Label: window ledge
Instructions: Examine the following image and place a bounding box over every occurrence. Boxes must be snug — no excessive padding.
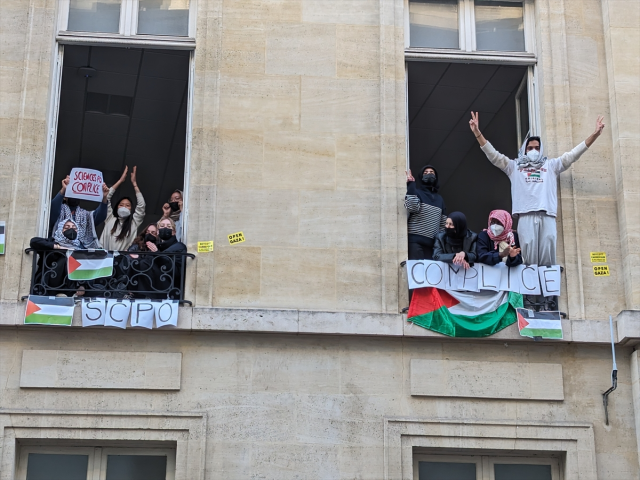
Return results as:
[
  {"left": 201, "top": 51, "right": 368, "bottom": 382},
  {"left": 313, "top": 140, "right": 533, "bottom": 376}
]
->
[
  {"left": 57, "top": 31, "right": 195, "bottom": 49},
  {"left": 405, "top": 48, "right": 537, "bottom": 65},
  {"left": 0, "top": 301, "right": 628, "bottom": 345}
]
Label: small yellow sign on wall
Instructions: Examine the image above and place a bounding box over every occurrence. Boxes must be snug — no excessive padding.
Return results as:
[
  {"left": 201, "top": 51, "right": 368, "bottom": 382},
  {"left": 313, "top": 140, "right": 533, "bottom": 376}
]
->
[
  {"left": 593, "top": 265, "right": 610, "bottom": 277},
  {"left": 590, "top": 252, "right": 607, "bottom": 263},
  {"left": 228, "top": 232, "right": 245, "bottom": 245},
  {"left": 197, "top": 241, "right": 214, "bottom": 253}
]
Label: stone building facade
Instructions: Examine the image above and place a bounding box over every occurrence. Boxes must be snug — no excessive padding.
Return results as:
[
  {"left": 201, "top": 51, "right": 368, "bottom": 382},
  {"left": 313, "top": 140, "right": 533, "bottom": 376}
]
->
[{"left": 0, "top": 0, "right": 639, "bottom": 477}]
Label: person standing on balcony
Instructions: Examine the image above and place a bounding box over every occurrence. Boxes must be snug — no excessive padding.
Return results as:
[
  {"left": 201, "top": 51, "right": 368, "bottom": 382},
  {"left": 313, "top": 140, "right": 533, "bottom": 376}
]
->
[
  {"left": 100, "top": 166, "right": 146, "bottom": 251},
  {"left": 433, "top": 212, "right": 477, "bottom": 270},
  {"left": 404, "top": 165, "right": 447, "bottom": 260},
  {"left": 161, "top": 189, "right": 184, "bottom": 241},
  {"left": 469, "top": 112, "right": 605, "bottom": 266},
  {"left": 49, "top": 175, "right": 109, "bottom": 249}
]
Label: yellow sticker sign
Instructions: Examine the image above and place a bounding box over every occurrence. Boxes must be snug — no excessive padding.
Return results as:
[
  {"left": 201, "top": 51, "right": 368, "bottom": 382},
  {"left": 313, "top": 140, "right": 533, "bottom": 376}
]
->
[
  {"left": 228, "top": 232, "right": 245, "bottom": 245},
  {"left": 590, "top": 252, "right": 607, "bottom": 263},
  {"left": 593, "top": 265, "right": 610, "bottom": 277},
  {"left": 197, "top": 241, "right": 214, "bottom": 253}
]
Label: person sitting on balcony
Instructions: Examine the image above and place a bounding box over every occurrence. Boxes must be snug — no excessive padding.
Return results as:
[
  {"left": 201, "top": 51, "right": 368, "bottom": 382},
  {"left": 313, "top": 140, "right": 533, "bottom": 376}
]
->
[
  {"left": 100, "top": 166, "right": 146, "bottom": 251},
  {"left": 155, "top": 217, "right": 186, "bottom": 254},
  {"left": 477, "top": 209, "right": 522, "bottom": 267},
  {"left": 161, "top": 189, "right": 183, "bottom": 241},
  {"left": 49, "top": 176, "right": 108, "bottom": 249},
  {"left": 433, "top": 212, "right": 477, "bottom": 270},
  {"left": 404, "top": 165, "right": 447, "bottom": 260},
  {"left": 30, "top": 219, "right": 84, "bottom": 251},
  {"left": 128, "top": 223, "right": 159, "bottom": 253},
  {"left": 469, "top": 112, "right": 605, "bottom": 266}
]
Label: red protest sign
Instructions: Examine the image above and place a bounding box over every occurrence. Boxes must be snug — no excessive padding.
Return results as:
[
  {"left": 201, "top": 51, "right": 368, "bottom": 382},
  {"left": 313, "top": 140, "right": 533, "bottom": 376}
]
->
[{"left": 66, "top": 168, "right": 104, "bottom": 202}]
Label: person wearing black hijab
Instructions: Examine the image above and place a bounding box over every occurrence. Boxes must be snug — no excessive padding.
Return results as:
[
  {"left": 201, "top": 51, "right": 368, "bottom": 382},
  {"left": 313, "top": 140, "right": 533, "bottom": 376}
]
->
[
  {"left": 433, "top": 212, "right": 478, "bottom": 270},
  {"left": 404, "top": 165, "right": 447, "bottom": 260}
]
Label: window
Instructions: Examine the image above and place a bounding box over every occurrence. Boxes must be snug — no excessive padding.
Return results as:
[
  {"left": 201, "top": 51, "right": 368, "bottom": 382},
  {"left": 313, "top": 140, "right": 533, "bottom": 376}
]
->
[
  {"left": 407, "top": 0, "right": 532, "bottom": 53},
  {"left": 17, "top": 446, "right": 176, "bottom": 480},
  {"left": 59, "top": 0, "right": 194, "bottom": 37},
  {"left": 413, "top": 454, "right": 561, "bottom": 480}
]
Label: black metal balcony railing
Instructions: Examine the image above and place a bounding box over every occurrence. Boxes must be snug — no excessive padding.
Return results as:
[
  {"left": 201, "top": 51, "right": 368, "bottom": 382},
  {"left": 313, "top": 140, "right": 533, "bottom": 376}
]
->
[{"left": 24, "top": 249, "right": 195, "bottom": 304}]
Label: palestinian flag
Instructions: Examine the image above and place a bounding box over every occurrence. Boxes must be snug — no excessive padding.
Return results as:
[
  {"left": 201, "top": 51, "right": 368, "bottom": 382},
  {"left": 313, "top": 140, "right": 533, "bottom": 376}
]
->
[
  {"left": 24, "top": 295, "right": 75, "bottom": 326},
  {"left": 67, "top": 250, "right": 113, "bottom": 280},
  {"left": 0, "top": 221, "right": 5, "bottom": 254},
  {"left": 408, "top": 287, "right": 523, "bottom": 337},
  {"left": 517, "top": 308, "right": 563, "bottom": 339}
]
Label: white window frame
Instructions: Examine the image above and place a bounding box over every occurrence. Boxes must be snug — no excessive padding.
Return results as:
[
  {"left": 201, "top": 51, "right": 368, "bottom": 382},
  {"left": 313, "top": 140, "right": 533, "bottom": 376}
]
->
[
  {"left": 16, "top": 445, "right": 176, "bottom": 480},
  {"left": 57, "top": 0, "right": 197, "bottom": 47},
  {"left": 405, "top": 0, "right": 536, "bottom": 61},
  {"left": 413, "top": 453, "right": 562, "bottom": 480}
]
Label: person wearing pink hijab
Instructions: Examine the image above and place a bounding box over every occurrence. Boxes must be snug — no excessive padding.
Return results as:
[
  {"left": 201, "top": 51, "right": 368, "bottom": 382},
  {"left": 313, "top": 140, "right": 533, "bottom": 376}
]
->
[{"left": 476, "top": 209, "right": 523, "bottom": 267}]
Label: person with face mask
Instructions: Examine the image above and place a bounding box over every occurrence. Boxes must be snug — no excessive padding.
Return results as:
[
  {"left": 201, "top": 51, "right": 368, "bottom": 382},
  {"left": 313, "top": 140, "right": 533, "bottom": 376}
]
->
[
  {"left": 476, "top": 210, "right": 522, "bottom": 267},
  {"left": 161, "top": 189, "right": 184, "bottom": 241},
  {"left": 404, "top": 165, "right": 447, "bottom": 260},
  {"left": 48, "top": 174, "right": 110, "bottom": 248},
  {"left": 432, "top": 212, "right": 477, "bottom": 269},
  {"left": 128, "top": 223, "right": 159, "bottom": 253},
  {"left": 99, "top": 166, "right": 146, "bottom": 251},
  {"left": 470, "top": 112, "right": 605, "bottom": 267}
]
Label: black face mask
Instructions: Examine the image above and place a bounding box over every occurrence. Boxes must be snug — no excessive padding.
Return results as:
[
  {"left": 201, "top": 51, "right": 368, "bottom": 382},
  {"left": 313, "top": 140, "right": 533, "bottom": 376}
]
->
[
  {"left": 158, "top": 228, "right": 173, "bottom": 240},
  {"left": 422, "top": 174, "right": 436, "bottom": 185},
  {"left": 445, "top": 227, "right": 457, "bottom": 237},
  {"left": 144, "top": 233, "right": 157, "bottom": 244},
  {"left": 63, "top": 229, "right": 78, "bottom": 241},
  {"left": 66, "top": 198, "right": 80, "bottom": 209},
  {"left": 169, "top": 201, "right": 180, "bottom": 212}
]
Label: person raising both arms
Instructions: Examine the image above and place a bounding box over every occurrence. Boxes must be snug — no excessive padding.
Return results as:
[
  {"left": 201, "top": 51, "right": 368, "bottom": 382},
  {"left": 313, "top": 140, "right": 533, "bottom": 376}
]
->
[
  {"left": 469, "top": 112, "right": 605, "bottom": 267},
  {"left": 100, "top": 166, "right": 146, "bottom": 251}
]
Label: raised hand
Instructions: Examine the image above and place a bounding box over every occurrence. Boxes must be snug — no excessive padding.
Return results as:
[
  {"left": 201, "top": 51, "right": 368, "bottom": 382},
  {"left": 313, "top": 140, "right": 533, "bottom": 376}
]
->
[
  {"left": 469, "top": 111, "right": 481, "bottom": 136},
  {"left": 102, "top": 183, "right": 110, "bottom": 202},
  {"left": 60, "top": 175, "right": 70, "bottom": 195},
  {"left": 113, "top": 166, "right": 128, "bottom": 190},
  {"left": 130, "top": 166, "right": 138, "bottom": 189},
  {"left": 162, "top": 203, "right": 171, "bottom": 217},
  {"left": 594, "top": 115, "right": 605, "bottom": 135},
  {"left": 405, "top": 169, "right": 415, "bottom": 182}
]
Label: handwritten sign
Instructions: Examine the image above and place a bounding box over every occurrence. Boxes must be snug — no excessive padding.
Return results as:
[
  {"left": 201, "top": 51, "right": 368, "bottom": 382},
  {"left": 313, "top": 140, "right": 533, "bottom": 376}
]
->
[
  {"left": 66, "top": 168, "right": 104, "bottom": 202},
  {"left": 593, "top": 265, "right": 610, "bottom": 277},
  {"left": 197, "top": 241, "right": 214, "bottom": 252},
  {"left": 228, "top": 232, "right": 245, "bottom": 245},
  {"left": 80, "top": 299, "right": 179, "bottom": 328},
  {"left": 590, "top": 252, "right": 606, "bottom": 263},
  {"left": 407, "top": 260, "right": 559, "bottom": 297}
]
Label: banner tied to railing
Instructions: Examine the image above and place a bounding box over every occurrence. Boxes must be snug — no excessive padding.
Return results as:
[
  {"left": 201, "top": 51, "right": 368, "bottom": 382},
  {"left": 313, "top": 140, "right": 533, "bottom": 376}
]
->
[
  {"left": 406, "top": 260, "right": 561, "bottom": 297},
  {"left": 24, "top": 295, "right": 179, "bottom": 328}
]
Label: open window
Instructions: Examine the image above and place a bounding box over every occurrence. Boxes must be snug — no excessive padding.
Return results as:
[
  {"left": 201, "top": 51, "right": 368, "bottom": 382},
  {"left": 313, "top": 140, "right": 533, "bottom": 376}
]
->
[
  {"left": 16, "top": 445, "right": 176, "bottom": 480},
  {"left": 50, "top": 44, "right": 189, "bottom": 237}
]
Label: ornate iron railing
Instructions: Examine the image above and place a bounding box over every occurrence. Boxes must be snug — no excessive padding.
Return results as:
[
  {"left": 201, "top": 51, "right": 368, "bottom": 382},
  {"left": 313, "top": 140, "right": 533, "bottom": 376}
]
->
[{"left": 23, "top": 249, "right": 195, "bottom": 304}]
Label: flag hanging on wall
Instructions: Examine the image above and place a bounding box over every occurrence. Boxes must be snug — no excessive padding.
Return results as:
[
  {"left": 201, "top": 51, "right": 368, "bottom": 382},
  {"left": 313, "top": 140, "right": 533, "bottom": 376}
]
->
[
  {"left": 0, "top": 221, "right": 5, "bottom": 254},
  {"left": 517, "top": 308, "right": 563, "bottom": 339},
  {"left": 67, "top": 250, "right": 114, "bottom": 280},
  {"left": 24, "top": 295, "right": 75, "bottom": 326},
  {"left": 407, "top": 287, "right": 523, "bottom": 337}
]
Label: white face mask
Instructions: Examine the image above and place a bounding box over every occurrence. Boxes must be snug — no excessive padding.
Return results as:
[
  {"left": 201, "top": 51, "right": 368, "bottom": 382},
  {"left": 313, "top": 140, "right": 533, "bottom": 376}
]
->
[
  {"left": 117, "top": 207, "right": 131, "bottom": 218},
  {"left": 490, "top": 224, "right": 504, "bottom": 237},
  {"left": 526, "top": 149, "right": 540, "bottom": 161}
]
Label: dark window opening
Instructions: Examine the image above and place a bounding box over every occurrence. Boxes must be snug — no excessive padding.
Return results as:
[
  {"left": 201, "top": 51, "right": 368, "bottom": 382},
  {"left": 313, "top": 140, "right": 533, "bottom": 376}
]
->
[
  {"left": 408, "top": 61, "right": 528, "bottom": 232},
  {"left": 53, "top": 45, "right": 190, "bottom": 237}
]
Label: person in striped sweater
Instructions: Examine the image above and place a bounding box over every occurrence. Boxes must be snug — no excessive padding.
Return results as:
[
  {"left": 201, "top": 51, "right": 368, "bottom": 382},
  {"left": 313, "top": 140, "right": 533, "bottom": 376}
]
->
[{"left": 404, "top": 165, "right": 447, "bottom": 260}]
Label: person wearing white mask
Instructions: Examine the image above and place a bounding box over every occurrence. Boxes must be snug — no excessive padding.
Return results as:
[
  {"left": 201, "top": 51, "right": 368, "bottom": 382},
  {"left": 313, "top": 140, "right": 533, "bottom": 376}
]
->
[
  {"left": 99, "top": 166, "right": 146, "bottom": 251},
  {"left": 469, "top": 112, "right": 605, "bottom": 266},
  {"left": 477, "top": 209, "right": 522, "bottom": 267}
]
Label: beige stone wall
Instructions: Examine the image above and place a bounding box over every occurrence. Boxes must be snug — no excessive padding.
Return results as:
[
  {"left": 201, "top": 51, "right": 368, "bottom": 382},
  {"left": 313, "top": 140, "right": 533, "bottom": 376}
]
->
[{"left": 1, "top": 329, "right": 638, "bottom": 478}]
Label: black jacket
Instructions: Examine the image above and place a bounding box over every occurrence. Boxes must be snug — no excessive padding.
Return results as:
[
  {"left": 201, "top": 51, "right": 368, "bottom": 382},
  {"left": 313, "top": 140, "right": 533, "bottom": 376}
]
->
[
  {"left": 432, "top": 230, "right": 478, "bottom": 264},
  {"left": 476, "top": 231, "right": 523, "bottom": 267}
]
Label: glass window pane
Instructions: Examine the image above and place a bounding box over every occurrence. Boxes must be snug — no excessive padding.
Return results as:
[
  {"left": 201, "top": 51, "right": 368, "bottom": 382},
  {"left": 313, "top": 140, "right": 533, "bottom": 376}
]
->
[
  {"left": 26, "top": 453, "right": 88, "bottom": 480},
  {"left": 494, "top": 463, "right": 552, "bottom": 480},
  {"left": 67, "top": 0, "right": 121, "bottom": 33},
  {"left": 418, "top": 461, "right": 476, "bottom": 480},
  {"left": 475, "top": 1, "right": 525, "bottom": 52},
  {"left": 138, "top": 0, "right": 190, "bottom": 37},
  {"left": 410, "top": 0, "right": 459, "bottom": 49},
  {"left": 518, "top": 84, "right": 530, "bottom": 142},
  {"left": 106, "top": 455, "right": 167, "bottom": 480}
]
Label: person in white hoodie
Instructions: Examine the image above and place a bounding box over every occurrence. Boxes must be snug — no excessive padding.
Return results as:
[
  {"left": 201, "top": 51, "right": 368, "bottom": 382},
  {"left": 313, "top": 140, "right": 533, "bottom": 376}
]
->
[
  {"left": 99, "top": 166, "right": 146, "bottom": 251},
  {"left": 469, "top": 112, "right": 605, "bottom": 266}
]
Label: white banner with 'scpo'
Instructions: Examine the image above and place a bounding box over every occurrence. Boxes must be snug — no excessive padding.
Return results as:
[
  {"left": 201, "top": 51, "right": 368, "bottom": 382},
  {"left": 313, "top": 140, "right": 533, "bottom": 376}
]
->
[
  {"left": 81, "top": 298, "right": 179, "bottom": 328},
  {"left": 406, "top": 260, "right": 561, "bottom": 297}
]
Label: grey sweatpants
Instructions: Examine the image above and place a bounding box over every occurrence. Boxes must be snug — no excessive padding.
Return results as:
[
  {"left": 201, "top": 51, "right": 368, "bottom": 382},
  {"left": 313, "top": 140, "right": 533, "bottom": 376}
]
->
[{"left": 517, "top": 211, "right": 557, "bottom": 266}]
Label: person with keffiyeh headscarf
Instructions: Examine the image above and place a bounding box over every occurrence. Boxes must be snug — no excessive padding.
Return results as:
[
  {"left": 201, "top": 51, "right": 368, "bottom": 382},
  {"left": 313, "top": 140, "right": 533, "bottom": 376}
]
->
[
  {"left": 476, "top": 209, "right": 523, "bottom": 267},
  {"left": 469, "top": 112, "right": 605, "bottom": 266}
]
